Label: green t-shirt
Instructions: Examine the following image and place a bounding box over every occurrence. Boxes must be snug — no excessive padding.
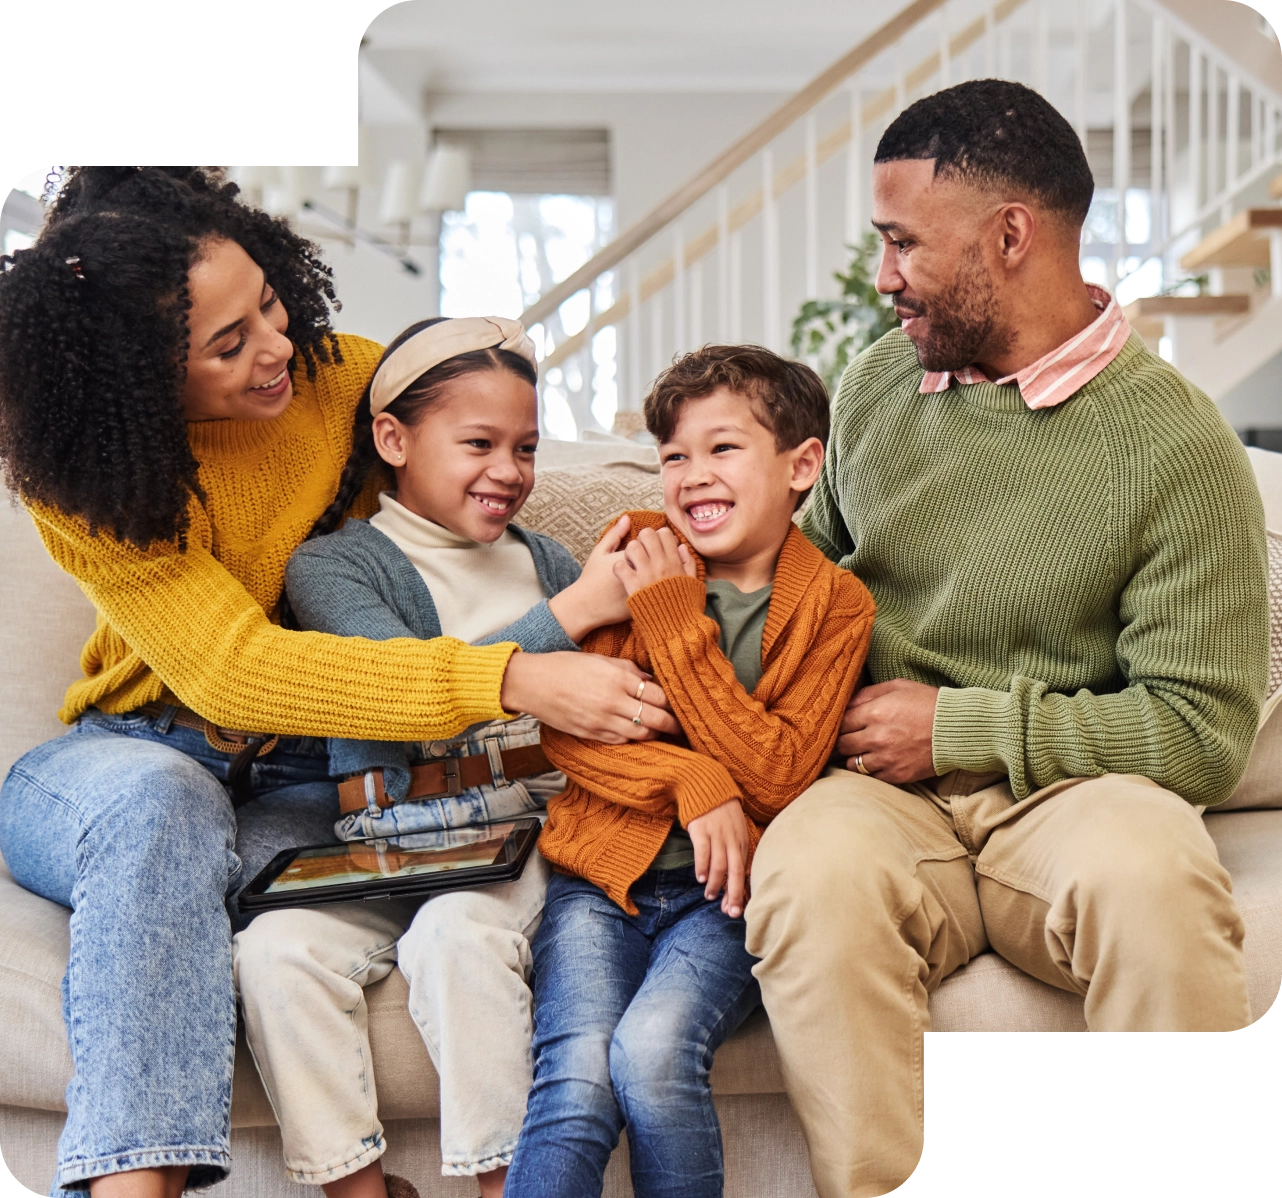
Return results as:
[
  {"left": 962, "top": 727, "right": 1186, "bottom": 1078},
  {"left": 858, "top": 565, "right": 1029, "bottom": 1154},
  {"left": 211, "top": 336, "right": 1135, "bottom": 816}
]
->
[{"left": 650, "top": 579, "right": 773, "bottom": 870}]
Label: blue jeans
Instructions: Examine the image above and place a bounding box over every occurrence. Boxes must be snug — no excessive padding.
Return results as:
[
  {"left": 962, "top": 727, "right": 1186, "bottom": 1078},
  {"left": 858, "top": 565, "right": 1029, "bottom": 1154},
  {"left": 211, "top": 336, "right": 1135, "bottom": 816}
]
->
[
  {"left": 505, "top": 868, "right": 761, "bottom": 1198},
  {"left": 0, "top": 708, "right": 340, "bottom": 1193}
]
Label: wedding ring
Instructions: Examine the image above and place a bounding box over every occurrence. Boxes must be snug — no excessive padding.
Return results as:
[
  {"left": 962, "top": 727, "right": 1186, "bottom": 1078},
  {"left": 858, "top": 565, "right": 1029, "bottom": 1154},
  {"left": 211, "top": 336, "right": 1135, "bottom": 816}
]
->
[
  {"left": 632, "top": 702, "right": 645, "bottom": 726},
  {"left": 854, "top": 754, "right": 871, "bottom": 776},
  {"left": 635, "top": 680, "right": 647, "bottom": 702}
]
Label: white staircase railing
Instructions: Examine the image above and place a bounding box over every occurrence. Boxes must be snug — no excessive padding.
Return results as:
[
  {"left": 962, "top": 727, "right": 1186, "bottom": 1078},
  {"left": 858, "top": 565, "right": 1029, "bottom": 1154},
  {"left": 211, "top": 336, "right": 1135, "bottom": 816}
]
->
[{"left": 519, "top": 0, "right": 1282, "bottom": 438}]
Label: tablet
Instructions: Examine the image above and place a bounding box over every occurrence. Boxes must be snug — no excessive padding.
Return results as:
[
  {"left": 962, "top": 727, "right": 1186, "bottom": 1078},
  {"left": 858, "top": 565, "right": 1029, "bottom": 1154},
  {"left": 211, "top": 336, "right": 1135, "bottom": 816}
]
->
[{"left": 238, "top": 817, "right": 541, "bottom": 913}]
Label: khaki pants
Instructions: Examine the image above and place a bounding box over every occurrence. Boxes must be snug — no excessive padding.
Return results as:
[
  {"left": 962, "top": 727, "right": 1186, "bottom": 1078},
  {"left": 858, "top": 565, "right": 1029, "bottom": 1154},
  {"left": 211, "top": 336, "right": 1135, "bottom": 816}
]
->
[{"left": 744, "top": 768, "right": 1249, "bottom": 1198}]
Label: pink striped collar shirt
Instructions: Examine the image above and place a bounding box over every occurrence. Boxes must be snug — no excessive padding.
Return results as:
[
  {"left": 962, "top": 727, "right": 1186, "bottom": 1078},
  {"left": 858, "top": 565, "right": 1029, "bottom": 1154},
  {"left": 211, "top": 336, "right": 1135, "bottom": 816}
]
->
[{"left": 917, "top": 284, "right": 1130, "bottom": 410}]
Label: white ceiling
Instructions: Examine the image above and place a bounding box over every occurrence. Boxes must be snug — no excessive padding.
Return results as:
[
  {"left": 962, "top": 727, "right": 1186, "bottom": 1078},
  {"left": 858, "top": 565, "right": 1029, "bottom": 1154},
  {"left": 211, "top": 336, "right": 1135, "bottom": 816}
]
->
[{"left": 362, "top": 0, "right": 903, "bottom": 103}]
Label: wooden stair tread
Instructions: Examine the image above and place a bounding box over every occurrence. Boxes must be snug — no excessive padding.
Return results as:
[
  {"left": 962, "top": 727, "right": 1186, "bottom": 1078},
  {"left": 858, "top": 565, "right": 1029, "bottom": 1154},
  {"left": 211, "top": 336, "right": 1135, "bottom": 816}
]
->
[
  {"left": 1124, "top": 294, "right": 1251, "bottom": 316},
  {"left": 1180, "top": 208, "right": 1282, "bottom": 271},
  {"left": 1123, "top": 294, "right": 1251, "bottom": 341},
  {"left": 1270, "top": 175, "right": 1282, "bottom": 201}
]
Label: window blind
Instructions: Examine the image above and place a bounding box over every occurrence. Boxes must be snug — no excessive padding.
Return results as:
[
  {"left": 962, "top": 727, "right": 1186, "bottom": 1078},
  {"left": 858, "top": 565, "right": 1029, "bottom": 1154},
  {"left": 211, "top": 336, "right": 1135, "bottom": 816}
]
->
[{"left": 432, "top": 128, "right": 611, "bottom": 196}]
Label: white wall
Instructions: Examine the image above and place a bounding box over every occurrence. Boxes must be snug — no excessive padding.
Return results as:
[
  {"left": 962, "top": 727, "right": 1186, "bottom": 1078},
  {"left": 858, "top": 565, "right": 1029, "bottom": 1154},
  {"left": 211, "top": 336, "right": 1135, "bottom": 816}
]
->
[
  {"left": 323, "top": 237, "right": 440, "bottom": 347},
  {"left": 421, "top": 90, "right": 786, "bottom": 231},
  {"left": 320, "top": 90, "right": 788, "bottom": 346},
  {"left": 1220, "top": 349, "right": 1282, "bottom": 431}
]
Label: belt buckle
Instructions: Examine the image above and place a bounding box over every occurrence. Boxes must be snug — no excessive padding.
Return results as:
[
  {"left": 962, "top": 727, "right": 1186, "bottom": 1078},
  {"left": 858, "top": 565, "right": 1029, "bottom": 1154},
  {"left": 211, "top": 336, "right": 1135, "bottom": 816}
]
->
[{"left": 440, "top": 757, "right": 462, "bottom": 797}]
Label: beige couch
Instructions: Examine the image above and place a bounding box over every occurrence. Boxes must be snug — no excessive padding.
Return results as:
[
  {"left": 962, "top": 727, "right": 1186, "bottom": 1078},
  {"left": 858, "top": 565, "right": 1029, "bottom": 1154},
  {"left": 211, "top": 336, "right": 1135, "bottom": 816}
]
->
[{"left": 3, "top": 437, "right": 1282, "bottom": 1198}]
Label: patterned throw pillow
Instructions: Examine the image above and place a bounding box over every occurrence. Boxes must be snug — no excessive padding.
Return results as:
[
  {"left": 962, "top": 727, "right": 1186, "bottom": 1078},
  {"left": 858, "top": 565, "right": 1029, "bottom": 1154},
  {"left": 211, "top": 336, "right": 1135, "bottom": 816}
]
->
[
  {"left": 519, "top": 463, "right": 665, "bottom": 565},
  {"left": 1215, "top": 529, "right": 1282, "bottom": 810},
  {"left": 1267, "top": 530, "right": 1282, "bottom": 701}
]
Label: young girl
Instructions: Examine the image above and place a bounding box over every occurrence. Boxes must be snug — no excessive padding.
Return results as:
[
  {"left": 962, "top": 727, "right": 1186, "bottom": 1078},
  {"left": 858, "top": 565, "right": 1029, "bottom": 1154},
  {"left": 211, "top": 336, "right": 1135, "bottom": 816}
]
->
[{"left": 233, "top": 315, "right": 641, "bottom": 1198}]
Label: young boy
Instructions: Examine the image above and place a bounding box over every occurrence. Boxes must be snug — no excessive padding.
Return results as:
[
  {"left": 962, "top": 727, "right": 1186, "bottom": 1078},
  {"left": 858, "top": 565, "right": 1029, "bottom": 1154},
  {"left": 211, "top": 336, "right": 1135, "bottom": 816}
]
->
[{"left": 504, "top": 345, "right": 876, "bottom": 1198}]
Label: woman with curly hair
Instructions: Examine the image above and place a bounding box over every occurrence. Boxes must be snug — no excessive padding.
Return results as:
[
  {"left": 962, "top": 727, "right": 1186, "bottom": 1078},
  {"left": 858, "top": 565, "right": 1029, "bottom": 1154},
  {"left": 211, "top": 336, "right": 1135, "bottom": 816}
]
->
[{"left": 0, "top": 167, "right": 675, "bottom": 1198}]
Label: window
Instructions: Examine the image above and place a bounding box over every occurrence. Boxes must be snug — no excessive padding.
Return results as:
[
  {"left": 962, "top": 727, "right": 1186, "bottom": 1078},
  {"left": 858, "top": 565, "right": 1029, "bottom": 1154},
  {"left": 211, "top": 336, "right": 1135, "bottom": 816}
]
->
[{"left": 433, "top": 129, "right": 616, "bottom": 439}]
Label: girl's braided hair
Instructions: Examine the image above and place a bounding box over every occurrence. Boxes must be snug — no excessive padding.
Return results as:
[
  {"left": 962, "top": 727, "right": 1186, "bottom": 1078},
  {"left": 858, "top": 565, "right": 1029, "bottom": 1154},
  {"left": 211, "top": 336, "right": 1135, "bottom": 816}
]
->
[
  {"left": 0, "top": 166, "right": 342, "bottom": 549},
  {"left": 275, "top": 317, "right": 539, "bottom": 629}
]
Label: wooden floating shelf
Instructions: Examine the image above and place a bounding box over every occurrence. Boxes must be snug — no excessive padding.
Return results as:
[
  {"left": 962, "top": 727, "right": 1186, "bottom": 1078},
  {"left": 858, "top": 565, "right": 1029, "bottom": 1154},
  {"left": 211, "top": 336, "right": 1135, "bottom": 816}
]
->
[
  {"left": 1123, "top": 294, "right": 1251, "bottom": 340},
  {"left": 1179, "top": 208, "right": 1282, "bottom": 271}
]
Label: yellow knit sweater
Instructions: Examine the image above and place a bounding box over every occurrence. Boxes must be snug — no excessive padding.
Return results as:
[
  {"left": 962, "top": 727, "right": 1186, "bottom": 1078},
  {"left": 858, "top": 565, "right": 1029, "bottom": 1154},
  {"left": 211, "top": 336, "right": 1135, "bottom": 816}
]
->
[{"left": 29, "top": 333, "right": 516, "bottom": 739}]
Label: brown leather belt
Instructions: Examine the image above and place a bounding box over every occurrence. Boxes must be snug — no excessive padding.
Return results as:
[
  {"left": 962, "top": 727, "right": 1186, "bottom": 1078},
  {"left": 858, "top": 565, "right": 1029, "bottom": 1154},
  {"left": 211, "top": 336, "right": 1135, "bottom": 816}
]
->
[
  {"left": 136, "top": 703, "right": 279, "bottom": 756},
  {"left": 337, "top": 743, "right": 553, "bottom": 815}
]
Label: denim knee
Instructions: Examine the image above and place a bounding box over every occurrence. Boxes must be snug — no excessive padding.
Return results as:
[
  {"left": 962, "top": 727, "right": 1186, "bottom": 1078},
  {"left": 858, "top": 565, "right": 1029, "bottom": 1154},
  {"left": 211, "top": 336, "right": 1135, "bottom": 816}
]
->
[
  {"left": 1, "top": 728, "right": 236, "bottom": 906},
  {"left": 609, "top": 1007, "right": 705, "bottom": 1107}
]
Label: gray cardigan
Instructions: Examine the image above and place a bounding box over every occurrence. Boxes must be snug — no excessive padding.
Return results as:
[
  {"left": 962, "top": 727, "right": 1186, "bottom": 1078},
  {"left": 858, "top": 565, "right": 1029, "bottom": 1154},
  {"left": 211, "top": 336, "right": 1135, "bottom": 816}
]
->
[{"left": 285, "top": 517, "right": 581, "bottom": 800}]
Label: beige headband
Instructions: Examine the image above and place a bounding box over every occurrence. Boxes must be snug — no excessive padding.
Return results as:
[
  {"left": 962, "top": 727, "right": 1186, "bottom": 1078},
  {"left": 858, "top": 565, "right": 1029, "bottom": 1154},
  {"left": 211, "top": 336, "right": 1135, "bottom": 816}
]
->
[{"left": 369, "top": 316, "right": 538, "bottom": 416}]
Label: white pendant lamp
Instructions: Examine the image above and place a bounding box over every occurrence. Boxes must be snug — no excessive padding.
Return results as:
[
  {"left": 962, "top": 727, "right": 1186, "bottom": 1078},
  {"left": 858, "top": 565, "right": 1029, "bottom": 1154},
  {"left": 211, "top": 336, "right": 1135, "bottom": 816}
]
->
[
  {"left": 419, "top": 145, "right": 471, "bottom": 213},
  {"left": 379, "top": 161, "right": 421, "bottom": 226}
]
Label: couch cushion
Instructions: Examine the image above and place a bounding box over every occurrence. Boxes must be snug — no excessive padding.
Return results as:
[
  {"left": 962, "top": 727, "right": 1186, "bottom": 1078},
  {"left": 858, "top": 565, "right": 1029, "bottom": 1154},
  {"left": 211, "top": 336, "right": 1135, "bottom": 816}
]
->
[
  {"left": 1204, "top": 809, "right": 1282, "bottom": 1021},
  {"left": 0, "top": 863, "right": 71, "bottom": 1110},
  {"left": 5, "top": 807, "right": 1279, "bottom": 1125},
  {"left": 1215, "top": 523, "right": 1282, "bottom": 811},
  {"left": 0, "top": 499, "right": 98, "bottom": 780}
]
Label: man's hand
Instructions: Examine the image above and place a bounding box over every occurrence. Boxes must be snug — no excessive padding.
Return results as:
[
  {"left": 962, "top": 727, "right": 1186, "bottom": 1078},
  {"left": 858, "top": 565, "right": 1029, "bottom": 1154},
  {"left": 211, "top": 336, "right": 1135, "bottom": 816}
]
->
[
  {"left": 687, "top": 797, "right": 750, "bottom": 919},
  {"left": 836, "top": 678, "right": 939, "bottom": 784},
  {"left": 613, "top": 526, "right": 697, "bottom": 597}
]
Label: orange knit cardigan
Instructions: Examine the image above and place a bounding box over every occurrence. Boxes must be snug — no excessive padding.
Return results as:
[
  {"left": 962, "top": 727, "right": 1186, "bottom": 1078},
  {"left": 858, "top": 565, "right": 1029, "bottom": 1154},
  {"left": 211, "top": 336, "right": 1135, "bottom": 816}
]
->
[{"left": 539, "top": 510, "right": 876, "bottom": 912}]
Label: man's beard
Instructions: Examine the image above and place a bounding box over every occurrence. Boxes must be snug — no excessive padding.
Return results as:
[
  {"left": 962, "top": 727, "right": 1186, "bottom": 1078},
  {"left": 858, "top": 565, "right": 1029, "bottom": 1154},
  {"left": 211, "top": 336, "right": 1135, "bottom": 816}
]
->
[{"left": 898, "top": 243, "right": 1010, "bottom": 374}]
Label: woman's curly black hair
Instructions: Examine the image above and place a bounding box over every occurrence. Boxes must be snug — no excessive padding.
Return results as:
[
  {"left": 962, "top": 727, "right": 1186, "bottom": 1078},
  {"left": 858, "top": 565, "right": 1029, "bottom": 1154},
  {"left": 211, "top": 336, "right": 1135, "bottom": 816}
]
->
[{"left": 0, "top": 166, "right": 342, "bottom": 549}]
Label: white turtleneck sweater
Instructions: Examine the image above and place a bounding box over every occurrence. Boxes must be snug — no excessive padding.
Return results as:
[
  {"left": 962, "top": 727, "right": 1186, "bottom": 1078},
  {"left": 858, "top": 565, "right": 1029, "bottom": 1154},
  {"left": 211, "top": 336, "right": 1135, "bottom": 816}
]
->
[{"left": 368, "top": 492, "right": 546, "bottom": 644}]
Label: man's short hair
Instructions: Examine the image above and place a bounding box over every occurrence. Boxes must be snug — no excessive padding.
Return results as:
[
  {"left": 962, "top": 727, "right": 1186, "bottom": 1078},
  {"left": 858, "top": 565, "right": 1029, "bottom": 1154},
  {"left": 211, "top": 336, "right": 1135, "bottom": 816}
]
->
[
  {"left": 643, "top": 344, "right": 830, "bottom": 451},
  {"left": 874, "top": 79, "right": 1094, "bottom": 225}
]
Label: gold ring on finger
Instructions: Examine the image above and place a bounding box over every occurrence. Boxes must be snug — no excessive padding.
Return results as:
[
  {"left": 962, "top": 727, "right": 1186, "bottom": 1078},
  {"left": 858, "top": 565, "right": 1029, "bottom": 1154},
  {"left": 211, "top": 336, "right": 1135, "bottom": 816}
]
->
[
  {"left": 635, "top": 680, "right": 646, "bottom": 702},
  {"left": 632, "top": 701, "right": 645, "bottom": 726},
  {"left": 854, "top": 753, "right": 871, "bottom": 776}
]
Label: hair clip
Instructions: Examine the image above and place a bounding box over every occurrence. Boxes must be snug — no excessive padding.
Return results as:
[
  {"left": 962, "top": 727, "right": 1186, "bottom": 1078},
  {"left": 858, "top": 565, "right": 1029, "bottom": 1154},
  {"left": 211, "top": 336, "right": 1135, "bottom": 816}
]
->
[{"left": 65, "top": 256, "right": 85, "bottom": 279}]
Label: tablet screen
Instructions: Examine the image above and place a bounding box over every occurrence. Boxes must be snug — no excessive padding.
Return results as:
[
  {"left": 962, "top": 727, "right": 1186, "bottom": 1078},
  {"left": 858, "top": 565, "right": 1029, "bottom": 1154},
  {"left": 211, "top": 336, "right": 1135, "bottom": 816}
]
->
[{"left": 263, "top": 823, "right": 520, "bottom": 895}]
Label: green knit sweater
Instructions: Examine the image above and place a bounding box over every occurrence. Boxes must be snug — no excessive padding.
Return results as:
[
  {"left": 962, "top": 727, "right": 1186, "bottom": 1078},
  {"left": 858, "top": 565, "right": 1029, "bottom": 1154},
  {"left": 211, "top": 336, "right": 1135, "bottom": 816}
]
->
[{"left": 801, "top": 328, "right": 1269, "bottom": 805}]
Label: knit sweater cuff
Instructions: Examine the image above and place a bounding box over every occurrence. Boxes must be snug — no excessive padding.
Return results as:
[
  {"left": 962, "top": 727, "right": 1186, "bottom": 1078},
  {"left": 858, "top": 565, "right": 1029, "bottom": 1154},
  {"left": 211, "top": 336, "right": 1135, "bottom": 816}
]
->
[
  {"left": 675, "top": 756, "right": 743, "bottom": 827},
  {"left": 932, "top": 686, "right": 1016, "bottom": 776},
  {"left": 626, "top": 574, "right": 707, "bottom": 635},
  {"left": 451, "top": 640, "right": 522, "bottom": 722}
]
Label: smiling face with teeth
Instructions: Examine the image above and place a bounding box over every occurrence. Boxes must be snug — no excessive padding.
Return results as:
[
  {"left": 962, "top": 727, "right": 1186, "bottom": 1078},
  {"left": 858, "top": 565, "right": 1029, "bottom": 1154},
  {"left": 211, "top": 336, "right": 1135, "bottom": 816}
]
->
[
  {"left": 181, "top": 238, "right": 296, "bottom": 422},
  {"left": 660, "top": 387, "right": 824, "bottom": 592},
  {"left": 371, "top": 367, "right": 539, "bottom": 543}
]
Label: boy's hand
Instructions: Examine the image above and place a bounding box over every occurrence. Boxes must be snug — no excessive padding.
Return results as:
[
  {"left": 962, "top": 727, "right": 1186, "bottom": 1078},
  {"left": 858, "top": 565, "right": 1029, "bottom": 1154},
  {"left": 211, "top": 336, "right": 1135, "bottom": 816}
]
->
[
  {"left": 687, "top": 797, "right": 750, "bottom": 919},
  {"left": 548, "top": 515, "right": 633, "bottom": 642},
  {"left": 614, "top": 526, "right": 697, "bottom": 597}
]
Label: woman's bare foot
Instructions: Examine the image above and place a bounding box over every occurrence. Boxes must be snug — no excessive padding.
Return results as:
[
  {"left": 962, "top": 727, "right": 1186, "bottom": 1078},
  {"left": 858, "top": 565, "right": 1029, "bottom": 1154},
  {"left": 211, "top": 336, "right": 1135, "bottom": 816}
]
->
[{"left": 477, "top": 1165, "right": 507, "bottom": 1198}]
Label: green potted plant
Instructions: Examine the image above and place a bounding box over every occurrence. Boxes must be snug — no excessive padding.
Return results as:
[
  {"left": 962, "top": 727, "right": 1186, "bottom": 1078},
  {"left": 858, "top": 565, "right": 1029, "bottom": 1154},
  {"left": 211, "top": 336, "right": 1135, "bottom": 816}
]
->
[{"left": 790, "top": 232, "right": 898, "bottom": 394}]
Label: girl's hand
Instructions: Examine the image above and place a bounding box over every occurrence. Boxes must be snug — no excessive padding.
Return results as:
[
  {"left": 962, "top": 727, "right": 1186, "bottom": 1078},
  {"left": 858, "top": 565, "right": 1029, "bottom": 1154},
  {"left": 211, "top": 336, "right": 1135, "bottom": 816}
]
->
[
  {"left": 613, "top": 526, "right": 697, "bottom": 597},
  {"left": 686, "top": 797, "right": 750, "bottom": 918},
  {"left": 500, "top": 650, "right": 679, "bottom": 743},
  {"left": 548, "top": 515, "right": 633, "bottom": 642}
]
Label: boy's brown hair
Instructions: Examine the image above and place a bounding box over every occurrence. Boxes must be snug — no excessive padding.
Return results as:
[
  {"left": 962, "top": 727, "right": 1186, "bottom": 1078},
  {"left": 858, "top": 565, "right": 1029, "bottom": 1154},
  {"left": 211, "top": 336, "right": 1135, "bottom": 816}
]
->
[{"left": 643, "top": 344, "right": 830, "bottom": 451}]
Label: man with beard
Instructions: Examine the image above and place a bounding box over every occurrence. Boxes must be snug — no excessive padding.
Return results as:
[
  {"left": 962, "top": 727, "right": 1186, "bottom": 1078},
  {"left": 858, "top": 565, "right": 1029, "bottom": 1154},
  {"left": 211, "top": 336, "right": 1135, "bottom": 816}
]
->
[{"left": 744, "top": 79, "right": 1269, "bottom": 1198}]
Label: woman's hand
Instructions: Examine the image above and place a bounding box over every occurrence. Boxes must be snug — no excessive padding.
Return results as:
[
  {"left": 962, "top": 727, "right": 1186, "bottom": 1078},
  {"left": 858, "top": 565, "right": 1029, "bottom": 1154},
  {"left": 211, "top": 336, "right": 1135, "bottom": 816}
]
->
[
  {"left": 500, "top": 650, "right": 679, "bottom": 743},
  {"left": 687, "top": 797, "right": 750, "bottom": 918},
  {"left": 547, "top": 515, "right": 633, "bottom": 642},
  {"left": 613, "top": 526, "right": 697, "bottom": 597}
]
